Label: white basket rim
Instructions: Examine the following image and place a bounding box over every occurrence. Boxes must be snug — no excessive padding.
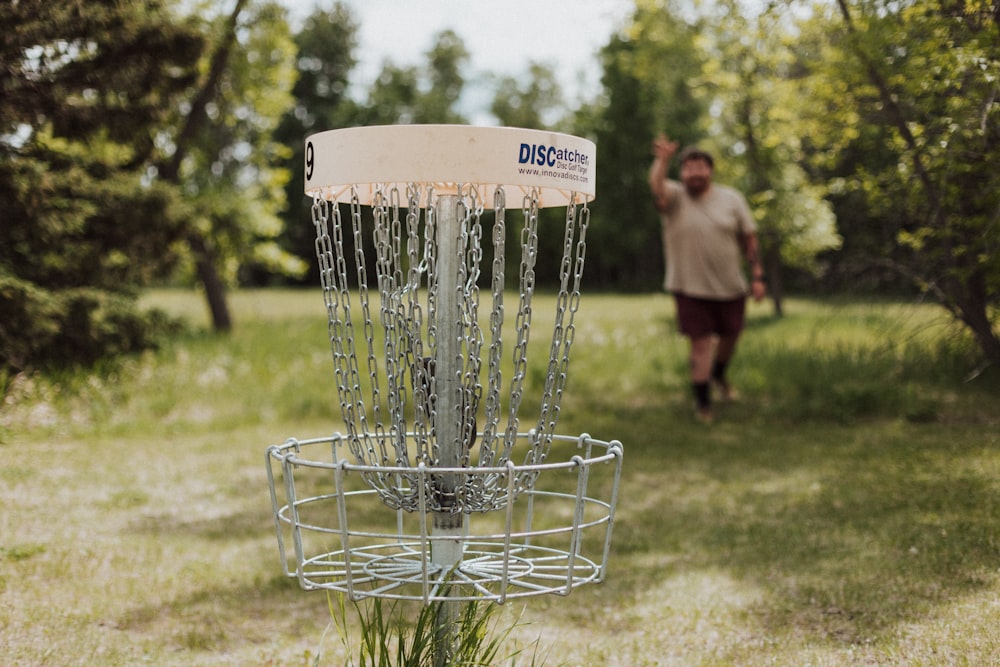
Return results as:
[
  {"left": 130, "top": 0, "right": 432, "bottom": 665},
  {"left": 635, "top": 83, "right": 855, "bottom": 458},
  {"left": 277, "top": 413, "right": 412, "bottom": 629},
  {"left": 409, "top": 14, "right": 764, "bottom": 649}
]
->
[{"left": 304, "top": 124, "right": 596, "bottom": 208}]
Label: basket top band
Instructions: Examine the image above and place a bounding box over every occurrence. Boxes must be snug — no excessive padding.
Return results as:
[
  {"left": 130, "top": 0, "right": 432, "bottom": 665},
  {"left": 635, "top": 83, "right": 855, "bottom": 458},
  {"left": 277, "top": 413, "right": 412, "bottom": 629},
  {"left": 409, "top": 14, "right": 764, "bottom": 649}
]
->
[{"left": 304, "top": 124, "right": 596, "bottom": 209}]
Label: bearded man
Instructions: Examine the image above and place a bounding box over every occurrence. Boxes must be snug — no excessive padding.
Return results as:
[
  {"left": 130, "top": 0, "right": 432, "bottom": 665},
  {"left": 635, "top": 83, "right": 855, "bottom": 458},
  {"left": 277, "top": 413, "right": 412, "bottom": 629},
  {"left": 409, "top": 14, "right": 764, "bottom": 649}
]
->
[{"left": 648, "top": 134, "right": 767, "bottom": 424}]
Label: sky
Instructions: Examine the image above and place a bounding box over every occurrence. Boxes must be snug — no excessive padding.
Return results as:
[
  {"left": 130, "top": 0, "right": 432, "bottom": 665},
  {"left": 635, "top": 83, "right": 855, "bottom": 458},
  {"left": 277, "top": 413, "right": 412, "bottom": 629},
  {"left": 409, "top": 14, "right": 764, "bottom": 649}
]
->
[{"left": 281, "top": 0, "right": 635, "bottom": 123}]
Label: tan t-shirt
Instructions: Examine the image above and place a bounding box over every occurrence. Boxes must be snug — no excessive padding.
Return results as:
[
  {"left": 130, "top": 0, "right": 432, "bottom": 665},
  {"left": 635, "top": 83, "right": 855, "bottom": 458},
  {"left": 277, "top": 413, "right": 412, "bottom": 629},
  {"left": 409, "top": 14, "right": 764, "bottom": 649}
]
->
[{"left": 659, "top": 181, "right": 756, "bottom": 299}]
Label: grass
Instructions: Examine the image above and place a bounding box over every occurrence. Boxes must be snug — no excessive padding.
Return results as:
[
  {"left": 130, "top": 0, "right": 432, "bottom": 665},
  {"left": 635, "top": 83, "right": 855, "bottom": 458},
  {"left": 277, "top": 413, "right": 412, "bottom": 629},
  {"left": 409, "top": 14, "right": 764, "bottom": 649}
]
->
[
  {"left": 1, "top": 288, "right": 999, "bottom": 665},
  {"left": 329, "top": 593, "right": 548, "bottom": 666}
]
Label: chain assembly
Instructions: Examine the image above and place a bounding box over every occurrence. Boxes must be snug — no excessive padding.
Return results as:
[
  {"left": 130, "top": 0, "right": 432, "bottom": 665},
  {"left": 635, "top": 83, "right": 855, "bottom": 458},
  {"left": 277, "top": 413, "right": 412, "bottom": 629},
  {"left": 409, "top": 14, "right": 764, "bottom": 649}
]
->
[{"left": 311, "top": 184, "right": 590, "bottom": 514}]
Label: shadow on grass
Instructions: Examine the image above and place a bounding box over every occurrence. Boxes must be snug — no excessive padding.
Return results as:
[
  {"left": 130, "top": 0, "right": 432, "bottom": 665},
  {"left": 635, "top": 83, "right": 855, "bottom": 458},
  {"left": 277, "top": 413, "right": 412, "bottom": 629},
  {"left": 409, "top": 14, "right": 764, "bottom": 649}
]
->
[
  {"left": 570, "top": 393, "right": 1000, "bottom": 651},
  {"left": 112, "top": 305, "right": 999, "bottom": 661},
  {"left": 108, "top": 401, "right": 999, "bottom": 662},
  {"left": 130, "top": 505, "right": 273, "bottom": 542},
  {"left": 116, "top": 568, "right": 335, "bottom": 656}
]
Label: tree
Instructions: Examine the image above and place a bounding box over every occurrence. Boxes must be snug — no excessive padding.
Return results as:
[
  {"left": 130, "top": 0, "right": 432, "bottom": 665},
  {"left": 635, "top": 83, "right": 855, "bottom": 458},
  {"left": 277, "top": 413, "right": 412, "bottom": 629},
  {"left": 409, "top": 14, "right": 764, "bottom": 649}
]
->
[
  {"left": 697, "top": 0, "right": 842, "bottom": 315},
  {"left": 157, "top": 0, "right": 300, "bottom": 330},
  {"left": 489, "top": 62, "right": 570, "bottom": 286},
  {"left": 579, "top": 0, "right": 707, "bottom": 290},
  {"left": 272, "top": 3, "right": 360, "bottom": 285},
  {"left": 801, "top": 0, "right": 1000, "bottom": 365},
  {"left": 418, "top": 29, "right": 469, "bottom": 124},
  {"left": 490, "top": 62, "right": 564, "bottom": 130},
  {"left": 0, "top": 0, "right": 203, "bottom": 372},
  {"left": 271, "top": 26, "right": 470, "bottom": 286},
  {"left": 352, "top": 29, "right": 471, "bottom": 127}
]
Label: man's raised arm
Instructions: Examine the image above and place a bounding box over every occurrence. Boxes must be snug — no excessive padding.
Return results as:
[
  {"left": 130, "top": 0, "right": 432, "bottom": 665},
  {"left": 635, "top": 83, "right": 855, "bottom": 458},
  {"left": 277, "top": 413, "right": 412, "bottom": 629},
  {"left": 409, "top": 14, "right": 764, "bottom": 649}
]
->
[{"left": 648, "top": 133, "right": 679, "bottom": 212}]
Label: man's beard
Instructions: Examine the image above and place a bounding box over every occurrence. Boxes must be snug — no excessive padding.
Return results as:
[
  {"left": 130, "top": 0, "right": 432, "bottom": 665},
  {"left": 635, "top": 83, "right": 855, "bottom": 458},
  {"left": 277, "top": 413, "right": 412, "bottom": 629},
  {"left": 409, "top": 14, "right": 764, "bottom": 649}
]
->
[{"left": 684, "top": 177, "right": 710, "bottom": 197}]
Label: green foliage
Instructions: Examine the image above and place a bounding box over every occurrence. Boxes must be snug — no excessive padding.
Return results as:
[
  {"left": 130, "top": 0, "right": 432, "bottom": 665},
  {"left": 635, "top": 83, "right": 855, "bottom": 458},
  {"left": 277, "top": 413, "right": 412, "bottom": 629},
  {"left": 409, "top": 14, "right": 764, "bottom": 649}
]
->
[
  {"left": 167, "top": 0, "right": 304, "bottom": 286},
  {"left": 0, "top": 0, "right": 203, "bottom": 371},
  {"left": 272, "top": 2, "right": 360, "bottom": 285},
  {"left": 490, "top": 63, "right": 565, "bottom": 131},
  {"left": 348, "top": 30, "right": 471, "bottom": 127},
  {"left": 1, "top": 0, "right": 306, "bottom": 363},
  {"left": 329, "top": 593, "right": 548, "bottom": 667},
  {"left": 272, "top": 17, "right": 474, "bottom": 287},
  {"left": 696, "top": 0, "right": 842, "bottom": 283},
  {"left": 6, "top": 0, "right": 996, "bottom": 370},
  {"left": 418, "top": 30, "right": 471, "bottom": 125},
  {"left": 0, "top": 0, "right": 204, "bottom": 142},
  {"left": 579, "top": 0, "right": 707, "bottom": 291},
  {"left": 795, "top": 0, "right": 1000, "bottom": 362},
  {"left": 0, "top": 274, "right": 180, "bottom": 372}
]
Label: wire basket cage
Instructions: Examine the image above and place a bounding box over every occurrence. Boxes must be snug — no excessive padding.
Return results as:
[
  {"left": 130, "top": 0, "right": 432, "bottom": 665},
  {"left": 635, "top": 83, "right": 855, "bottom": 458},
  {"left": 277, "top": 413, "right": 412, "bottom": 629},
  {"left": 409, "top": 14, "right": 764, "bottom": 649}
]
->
[
  {"left": 265, "top": 125, "right": 622, "bottom": 604},
  {"left": 266, "top": 432, "right": 622, "bottom": 603}
]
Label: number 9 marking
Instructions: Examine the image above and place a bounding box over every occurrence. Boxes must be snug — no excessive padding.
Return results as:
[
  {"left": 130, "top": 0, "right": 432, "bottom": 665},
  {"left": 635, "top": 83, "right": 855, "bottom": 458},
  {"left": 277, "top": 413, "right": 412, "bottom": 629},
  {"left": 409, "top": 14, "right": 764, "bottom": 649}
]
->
[{"left": 305, "top": 141, "right": 315, "bottom": 181}]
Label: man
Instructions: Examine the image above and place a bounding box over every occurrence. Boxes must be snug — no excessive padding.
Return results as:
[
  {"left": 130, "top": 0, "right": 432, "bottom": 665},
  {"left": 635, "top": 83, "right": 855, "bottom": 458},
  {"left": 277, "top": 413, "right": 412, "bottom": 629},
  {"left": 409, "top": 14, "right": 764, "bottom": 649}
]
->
[{"left": 648, "top": 133, "right": 766, "bottom": 424}]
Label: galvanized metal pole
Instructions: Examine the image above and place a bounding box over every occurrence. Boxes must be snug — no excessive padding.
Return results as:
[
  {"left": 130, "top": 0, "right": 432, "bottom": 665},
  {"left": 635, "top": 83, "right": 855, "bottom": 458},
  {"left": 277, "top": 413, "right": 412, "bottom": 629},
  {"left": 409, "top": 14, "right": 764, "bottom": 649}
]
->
[{"left": 432, "top": 194, "right": 466, "bottom": 666}]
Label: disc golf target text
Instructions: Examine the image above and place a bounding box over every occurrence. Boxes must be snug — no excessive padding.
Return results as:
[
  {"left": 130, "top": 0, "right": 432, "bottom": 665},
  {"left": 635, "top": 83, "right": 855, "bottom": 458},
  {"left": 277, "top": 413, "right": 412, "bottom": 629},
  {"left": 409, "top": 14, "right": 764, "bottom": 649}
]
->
[{"left": 265, "top": 125, "right": 622, "bottom": 606}]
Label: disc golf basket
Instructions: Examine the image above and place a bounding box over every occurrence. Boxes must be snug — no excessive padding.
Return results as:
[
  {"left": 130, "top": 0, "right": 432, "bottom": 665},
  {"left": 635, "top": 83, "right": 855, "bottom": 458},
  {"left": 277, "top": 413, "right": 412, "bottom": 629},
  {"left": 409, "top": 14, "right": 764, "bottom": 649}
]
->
[{"left": 265, "top": 125, "right": 622, "bottom": 608}]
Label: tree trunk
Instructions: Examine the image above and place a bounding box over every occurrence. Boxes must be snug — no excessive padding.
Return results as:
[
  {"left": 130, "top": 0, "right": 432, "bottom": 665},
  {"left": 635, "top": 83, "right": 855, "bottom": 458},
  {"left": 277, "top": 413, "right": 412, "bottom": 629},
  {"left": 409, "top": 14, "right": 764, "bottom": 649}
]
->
[
  {"left": 969, "top": 321, "right": 1000, "bottom": 371},
  {"left": 949, "top": 273, "right": 1000, "bottom": 370},
  {"left": 157, "top": 0, "right": 247, "bottom": 332},
  {"left": 762, "top": 231, "right": 784, "bottom": 318},
  {"left": 188, "top": 233, "right": 232, "bottom": 332}
]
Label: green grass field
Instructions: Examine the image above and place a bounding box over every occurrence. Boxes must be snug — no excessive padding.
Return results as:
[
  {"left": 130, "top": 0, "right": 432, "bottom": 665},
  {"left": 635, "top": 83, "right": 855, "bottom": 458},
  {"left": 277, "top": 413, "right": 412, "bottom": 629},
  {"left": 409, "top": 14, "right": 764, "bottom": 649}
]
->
[{"left": 2, "top": 289, "right": 998, "bottom": 665}]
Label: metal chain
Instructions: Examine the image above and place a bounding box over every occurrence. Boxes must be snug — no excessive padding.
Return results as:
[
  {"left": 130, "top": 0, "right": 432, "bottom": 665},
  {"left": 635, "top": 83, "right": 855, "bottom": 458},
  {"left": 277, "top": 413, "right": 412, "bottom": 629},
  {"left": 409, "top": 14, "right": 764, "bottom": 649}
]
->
[
  {"left": 459, "top": 185, "right": 483, "bottom": 474},
  {"left": 314, "top": 192, "right": 382, "bottom": 496},
  {"left": 314, "top": 183, "right": 588, "bottom": 513},
  {"left": 406, "top": 184, "right": 431, "bottom": 463},
  {"left": 533, "top": 194, "right": 589, "bottom": 458},
  {"left": 480, "top": 186, "right": 507, "bottom": 471},
  {"left": 503, "top": 189, "right": 538, "bottom": 457},
  {"left": 374, "top": 186, "right": 406, "bottom": 469}
]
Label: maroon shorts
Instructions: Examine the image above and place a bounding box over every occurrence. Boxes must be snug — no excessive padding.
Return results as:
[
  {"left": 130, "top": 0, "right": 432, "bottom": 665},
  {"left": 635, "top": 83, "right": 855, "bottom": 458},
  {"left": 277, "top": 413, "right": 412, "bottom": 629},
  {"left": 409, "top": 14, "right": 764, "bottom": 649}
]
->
[{"left": 674, "top": 293, "right": 746, "bottom": 338}]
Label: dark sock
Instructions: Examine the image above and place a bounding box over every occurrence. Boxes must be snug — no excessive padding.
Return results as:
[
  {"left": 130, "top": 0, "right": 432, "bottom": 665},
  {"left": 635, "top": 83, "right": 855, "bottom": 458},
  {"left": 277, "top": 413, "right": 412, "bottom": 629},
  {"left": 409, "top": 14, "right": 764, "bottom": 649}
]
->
[
  {"left": 711, "top": 359, "right": 729, "bottom": 384},
  {"left": 693, "top": 381, "right": 711, "bottom": 409}
]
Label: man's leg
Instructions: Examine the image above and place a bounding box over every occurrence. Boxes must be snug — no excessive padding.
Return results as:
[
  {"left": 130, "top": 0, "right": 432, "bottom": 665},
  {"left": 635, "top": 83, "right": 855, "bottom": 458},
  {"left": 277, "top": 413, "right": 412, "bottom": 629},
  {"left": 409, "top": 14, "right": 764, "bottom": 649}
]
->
[
  {"left": 689, "top": 334, "right": 715, "bottom": 422},
  {"left": 710, "top": 298, "right": 747, "bottom": 401},
  {"left": 712, "top": 333, "right": 740, "bottom": 400}
]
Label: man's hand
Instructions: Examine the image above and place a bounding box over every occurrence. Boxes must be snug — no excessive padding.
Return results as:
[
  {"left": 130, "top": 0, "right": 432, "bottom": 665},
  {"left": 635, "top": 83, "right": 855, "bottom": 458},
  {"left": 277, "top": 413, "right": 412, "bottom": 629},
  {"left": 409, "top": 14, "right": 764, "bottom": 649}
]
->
[
  {"left": 751, "top": 279, "right": 767, "bottom": 302},
  {"left": 649, "top": 134, "right": 679, "bottom": 212},
  {"left": 652, "top": 133, "right": 679, "bottom": 162}
]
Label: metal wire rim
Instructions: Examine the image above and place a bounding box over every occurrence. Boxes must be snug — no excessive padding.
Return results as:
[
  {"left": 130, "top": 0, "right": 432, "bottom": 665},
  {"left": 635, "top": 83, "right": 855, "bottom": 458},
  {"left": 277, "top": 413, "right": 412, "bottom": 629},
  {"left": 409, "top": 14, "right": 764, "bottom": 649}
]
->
[{"left": 266, "top": 432, "right": 623, "bottom": 603}]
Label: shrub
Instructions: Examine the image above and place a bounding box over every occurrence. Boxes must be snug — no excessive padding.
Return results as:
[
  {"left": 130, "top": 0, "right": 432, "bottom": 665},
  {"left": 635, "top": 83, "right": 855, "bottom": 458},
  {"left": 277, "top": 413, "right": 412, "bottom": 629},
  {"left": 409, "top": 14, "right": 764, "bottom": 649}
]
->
[{"left": 0, "top": 274, "right": 180, "bottom": 374}]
